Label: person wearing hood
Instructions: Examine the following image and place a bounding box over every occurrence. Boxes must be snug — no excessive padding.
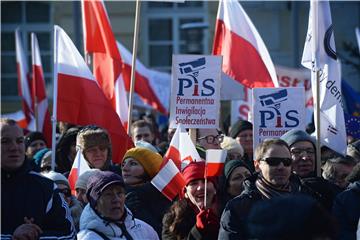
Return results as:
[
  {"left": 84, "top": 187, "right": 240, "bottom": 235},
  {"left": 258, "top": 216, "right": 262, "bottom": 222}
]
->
[
  {"left": 121, "top": 147, "right": 171, "bottom": 236},
  {"left": 162, "top": 161, "right": 220, "bottom": 240},
  {"left": 76, "top": 125, "right": 121, "bottom": 175},
  {"left": 280, "top": 129, "right": 342, "bottom": 210},
  {"left": 77, "top": 171, "right": 159, "bottom": 239},
  {"left": 218, "top": 139, "right": 320, "bottom": 240},
  {"left": 56, "top": 127, "right": 80, "bottom": 174}
]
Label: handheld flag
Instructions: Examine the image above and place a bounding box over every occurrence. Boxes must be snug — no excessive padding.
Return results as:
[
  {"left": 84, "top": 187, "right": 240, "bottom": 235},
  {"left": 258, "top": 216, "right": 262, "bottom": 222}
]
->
[
  {"left": 151, "top": 160, "right": 186, "bottom": 201},
  {"left": 162, "top": 124, "right": 202, "bottom": 171},
  {"left": 205, "top": 149, "right": 227, "bottom": 177}
]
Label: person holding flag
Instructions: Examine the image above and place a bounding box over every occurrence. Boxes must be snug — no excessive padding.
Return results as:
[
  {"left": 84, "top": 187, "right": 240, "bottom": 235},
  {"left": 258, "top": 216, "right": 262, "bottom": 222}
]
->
[{"left": 162, "top": 161, "right": 220, "bottom": 240}]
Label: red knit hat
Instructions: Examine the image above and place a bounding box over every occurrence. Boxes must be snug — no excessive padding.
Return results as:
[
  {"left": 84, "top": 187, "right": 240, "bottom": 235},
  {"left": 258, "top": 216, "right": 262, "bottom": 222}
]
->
[{"left": 182, "top": 161, "right": 206, "bottom": 186}]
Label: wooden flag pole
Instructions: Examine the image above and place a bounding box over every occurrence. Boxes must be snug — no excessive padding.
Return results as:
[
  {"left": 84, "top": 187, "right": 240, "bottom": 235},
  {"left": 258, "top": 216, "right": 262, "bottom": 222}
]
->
[{"left": 127, "top": 0, "right": 141, "bottom": 134}]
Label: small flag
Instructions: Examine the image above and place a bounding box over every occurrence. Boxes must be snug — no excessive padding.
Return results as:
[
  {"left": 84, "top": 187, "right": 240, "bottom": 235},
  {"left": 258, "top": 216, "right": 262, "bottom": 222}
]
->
[
  {"left": 345, "top": 113, "right": 360, "bottom": 139},
  {"left": 68, "top": 149, "right": 91, "bottom": 194},
  {"left": 151, "top": 160, "right": 186, "bottom": 201},
  {"left": 205, "top": 149, "right": 227, "bottom": 177}
]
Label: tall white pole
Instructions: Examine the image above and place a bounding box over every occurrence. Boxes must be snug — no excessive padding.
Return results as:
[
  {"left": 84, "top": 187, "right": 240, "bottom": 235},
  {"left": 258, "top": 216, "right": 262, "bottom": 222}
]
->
[{"left": 127, "top": 0, "right": 141, "bottom": 135}]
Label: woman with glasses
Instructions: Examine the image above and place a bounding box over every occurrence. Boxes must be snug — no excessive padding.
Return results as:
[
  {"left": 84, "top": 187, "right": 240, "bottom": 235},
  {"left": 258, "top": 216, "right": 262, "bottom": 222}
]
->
[
  {"left": 196, "top": 128, "right": 223, "bottom": 150},
  {"left": 218, "top": 139, "right": 320, "bottom": 240}
]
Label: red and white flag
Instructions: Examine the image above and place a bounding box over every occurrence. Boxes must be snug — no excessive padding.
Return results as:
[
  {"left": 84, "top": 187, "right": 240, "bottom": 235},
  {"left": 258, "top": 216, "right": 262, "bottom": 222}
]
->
[
  {"left": 151, "top": 160, "right": 186, "bottom": 201},
  {"left": 68, "top": 149, "right": 91, "bottom": 194},
  {"left": 205, "top": 149, "right": 227, "bottom": 177},
  {"left": 15, "top": 29, "right": 35, "bottom": 131},
  {"left": 82, "top": 0, "right": 129, "bottom": 128},
  {"left": 117, "top": 42, "right": 169, "bottom": 115},
  {"left": 31, "top": 33, "right": 52, "bottom": 146},
  {"left": 162, "top": 124, "right": 202, "bottom": 171},
  {"left": 212, "top": 0, "right": 278, "bottom": 99},
  {"left": 53, "top": 25, "right": 133, "bottom": 164}
]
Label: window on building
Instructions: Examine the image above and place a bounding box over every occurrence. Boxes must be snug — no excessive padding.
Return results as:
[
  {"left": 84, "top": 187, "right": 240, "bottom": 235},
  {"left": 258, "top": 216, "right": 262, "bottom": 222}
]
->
[
  {"left": 143, "top": 2, "right": 208, "bottom": 72},
  {"left": 1, "top": 1, "right": 52, "bottom": 98}
]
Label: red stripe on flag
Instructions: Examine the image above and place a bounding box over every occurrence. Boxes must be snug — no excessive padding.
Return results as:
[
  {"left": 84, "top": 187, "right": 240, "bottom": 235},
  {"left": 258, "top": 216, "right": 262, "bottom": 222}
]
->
[
  {"left": 163, "top": 145, "right": 181, "bottom": 169},
  {"left": 123, "top": 64, "right": 168, "bottom": 115},
  {"left": 161, "top": 172, "right": 186, "bottom": 201},
  {"left": 57, "top": 73, "right": 133, "bottom": 163},
  {"left": 206, "top": 162, "right": 225, "bottom": 177},
  {"left": 68, "top": 167, "right": 78, "bottom": 195},
  {"left": 213, "top": 19, "right": 274, "bottom": 89}
]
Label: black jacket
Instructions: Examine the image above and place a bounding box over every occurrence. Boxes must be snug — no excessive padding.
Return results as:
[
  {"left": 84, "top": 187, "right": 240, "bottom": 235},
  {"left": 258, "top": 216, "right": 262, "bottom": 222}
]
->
[
  {"left": 332, "top": 181, "right": 360, "bottom": 240},
  {"left": 218, "top": 174, "right": 318, "bottom": 240},
  {"left": 1, "top": 160, "right": 76, "bottom": 239}
]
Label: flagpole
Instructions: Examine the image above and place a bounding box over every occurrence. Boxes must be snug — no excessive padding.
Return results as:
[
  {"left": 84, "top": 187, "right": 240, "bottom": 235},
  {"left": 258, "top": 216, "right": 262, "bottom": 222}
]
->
[
  {"left": 311, "top": 0, "right": 322, "bottom": 177},
  {"left": 31, "top": 33, "right": 39, "bottom": 132},
  {"left": 51, "top": 26, "right": 59, "bottom": 171},
  {"left": 204, "top": 167, "right": 208, "bottom": 209},
  {"left": 127, "top": 0, "right": 141, "bottom": 134}
]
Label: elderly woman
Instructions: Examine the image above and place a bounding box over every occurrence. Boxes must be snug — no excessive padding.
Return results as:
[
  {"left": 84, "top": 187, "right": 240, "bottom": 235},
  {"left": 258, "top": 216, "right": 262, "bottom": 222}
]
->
[
  {"left": 76, "top": 125, "right": 121, "bottom": 174},
  {"left": 162, "top": 161, "right": 220, "bottom": 240},
  {"left": 121, "top": 147, "right": 171, "bottom": 236},
  {"left": 77, "top": 171, "right": 159, "bottom": 239}
]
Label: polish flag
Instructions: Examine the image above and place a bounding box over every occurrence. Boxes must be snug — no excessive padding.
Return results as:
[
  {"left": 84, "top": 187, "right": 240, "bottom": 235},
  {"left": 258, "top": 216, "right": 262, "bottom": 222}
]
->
[
  {"left": 151, "top": 160, "right": 186, "bottom": 201},
  {"left": 31, "top": 33, "right": 52, "bottom": 146},
  {"left": 15, "top": 29, "right": 35, "bottom": 131},
  {"left": 117, "top": 42, "right": 169, "bottom": 115},
  {"left": 205, "top": 149, "right": 227, "bottom": 177},
  {"left": 54, "top": 25, "right": 133, "bottom": 164},
  {"left": 82, "top": 0, "right": 129, "bottom": 128},
  {"left": 68, "top": 149, "right": 91, "bottom": 194},
  {"left": 162, "top": 124, "right": 202, "bottom": 171},
  {"left": 1, "top": 110, "right": 28, "bottom": 129},
  {"left": 212, "top": 0, "right": 278, "bottom": 98}
]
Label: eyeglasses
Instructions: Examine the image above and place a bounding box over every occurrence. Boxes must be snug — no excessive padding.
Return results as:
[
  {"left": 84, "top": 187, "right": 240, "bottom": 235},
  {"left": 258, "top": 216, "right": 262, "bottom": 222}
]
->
[
  {"left": 198, "top": 134, "right": 224, "bottom": 144},
  {"left": 261, "top": 157, "right": 292, "bottom": 167},
  {"left": 290, "top": 148, "right": 315, "bottom": 156}
]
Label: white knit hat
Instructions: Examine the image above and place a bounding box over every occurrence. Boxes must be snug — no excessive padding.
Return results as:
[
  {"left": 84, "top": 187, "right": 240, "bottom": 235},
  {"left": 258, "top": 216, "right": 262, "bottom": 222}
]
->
[
  {"left": 220, "top": 136, "right": 244, "bottom": 157},
  {"left": 75, "top": 169, "right": 101, "bottom": 190}
]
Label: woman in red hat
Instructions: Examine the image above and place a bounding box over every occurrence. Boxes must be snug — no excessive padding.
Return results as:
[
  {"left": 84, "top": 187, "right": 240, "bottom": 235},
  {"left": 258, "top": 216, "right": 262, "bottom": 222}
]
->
[{"left": 162, "top": 161, "right": 220, "bottom": 240}]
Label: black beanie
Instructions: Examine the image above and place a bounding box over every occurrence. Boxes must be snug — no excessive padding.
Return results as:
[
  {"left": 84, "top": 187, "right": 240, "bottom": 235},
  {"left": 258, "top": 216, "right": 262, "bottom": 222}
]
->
[
  {"left": 25, "top": 131, "right": 46, "bottom": 149},
  {"left": 229, "top": 120, "right": 253, "bottom": 139},
  {"left": 224, "top": 159, "right": 250, "bottom": 183}
]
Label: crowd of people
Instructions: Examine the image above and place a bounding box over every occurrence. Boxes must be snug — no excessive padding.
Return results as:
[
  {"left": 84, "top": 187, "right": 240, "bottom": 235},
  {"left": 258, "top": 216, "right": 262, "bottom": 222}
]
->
[{"left": 1, "top": 113, "right": 360, "bottom": 240}]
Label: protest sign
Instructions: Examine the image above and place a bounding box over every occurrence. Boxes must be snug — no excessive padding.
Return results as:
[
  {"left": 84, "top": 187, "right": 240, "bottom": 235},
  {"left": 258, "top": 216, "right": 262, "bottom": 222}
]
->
[
  {"left": 169, "top": 55, "right": 222, "bottom": 129},
  {"left": 252, "top": 87, "right": 306, "bottom": 150}
]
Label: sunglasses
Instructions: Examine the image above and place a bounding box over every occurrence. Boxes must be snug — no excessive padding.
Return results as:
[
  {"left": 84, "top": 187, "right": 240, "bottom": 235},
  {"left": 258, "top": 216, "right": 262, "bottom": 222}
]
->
[{"left": 261, "top": 157, "right": 292, "bottom": 167}]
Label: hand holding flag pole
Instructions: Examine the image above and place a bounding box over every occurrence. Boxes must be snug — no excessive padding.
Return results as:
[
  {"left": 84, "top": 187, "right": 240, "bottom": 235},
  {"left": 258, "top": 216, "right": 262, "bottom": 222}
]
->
[{"left": 204, "top": 149, "right": 227, "bottom": 209}]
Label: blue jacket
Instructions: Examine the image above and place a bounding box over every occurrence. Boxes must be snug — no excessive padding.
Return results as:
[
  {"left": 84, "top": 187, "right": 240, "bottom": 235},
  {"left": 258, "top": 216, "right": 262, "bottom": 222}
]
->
[{"left": 1, "top": 160, "right": 76, "bottom": 239}]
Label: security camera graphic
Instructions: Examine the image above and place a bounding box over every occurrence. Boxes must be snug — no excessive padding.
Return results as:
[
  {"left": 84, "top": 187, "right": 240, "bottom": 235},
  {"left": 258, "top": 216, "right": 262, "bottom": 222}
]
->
[
  {"left": 179, "top": 57, "right": 206, "bottom": 76},
  {"left": 259, "top": 89, "right": 288, "bottom": 127}
]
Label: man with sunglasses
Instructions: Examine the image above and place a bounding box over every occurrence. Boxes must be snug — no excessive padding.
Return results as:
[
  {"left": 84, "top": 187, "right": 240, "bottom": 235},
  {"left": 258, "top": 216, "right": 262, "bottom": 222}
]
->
[
  {"left": 218, "top": 139, "right": 318, "bottom": 240},
  {"left": 196, "top": 128, "right": 223, "bottom": 150}
]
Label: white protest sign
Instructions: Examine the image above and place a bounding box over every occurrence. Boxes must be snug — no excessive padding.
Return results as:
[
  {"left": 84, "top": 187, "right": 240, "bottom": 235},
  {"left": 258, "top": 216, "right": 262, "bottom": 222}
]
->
[
  {"left": 252, "top": 87, "right": 306, "bottom": 150},
  {"left": 169, "top": 55, "right": 222, "bottom": 129}
]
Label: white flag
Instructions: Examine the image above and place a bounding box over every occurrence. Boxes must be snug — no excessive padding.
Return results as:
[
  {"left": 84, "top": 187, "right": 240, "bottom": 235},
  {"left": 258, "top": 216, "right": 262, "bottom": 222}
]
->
[
  {"left": 301, "top": 0, "right": 346, "bottom": 155},
  {"left": 355, "top": 27, "right": 360, "bottom": 55}
]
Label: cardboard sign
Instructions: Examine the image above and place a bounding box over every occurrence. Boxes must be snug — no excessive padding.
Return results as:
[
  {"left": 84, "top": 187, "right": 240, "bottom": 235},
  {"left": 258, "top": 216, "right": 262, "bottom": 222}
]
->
[
  {"left": 252, "top": 87, "right": 306, "bottom": 150},
  {"left": 169, "top": 55, "right": 222, "bottom": 129}
]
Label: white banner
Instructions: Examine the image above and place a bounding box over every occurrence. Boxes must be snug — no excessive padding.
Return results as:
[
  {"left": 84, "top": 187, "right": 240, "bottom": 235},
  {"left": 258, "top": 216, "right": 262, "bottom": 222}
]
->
[
  {"left": 252, "top": 87, "right": 306, "bottom": 150},
  {"left": 169, "top": 55, "right": 222, "bottom": 129}
]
